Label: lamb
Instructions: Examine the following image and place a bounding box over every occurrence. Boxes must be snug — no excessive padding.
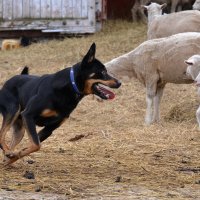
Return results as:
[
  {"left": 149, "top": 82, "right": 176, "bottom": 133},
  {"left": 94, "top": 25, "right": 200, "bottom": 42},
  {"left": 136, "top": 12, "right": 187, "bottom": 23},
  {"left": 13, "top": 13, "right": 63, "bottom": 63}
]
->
[
  {"left": 185, "top": 55, "right": 200, "bottom": 127},
  {"left": 144, "top": 2, "right": 200, "bottom": 39},
  {"left": 106, "top": 32, "right": 200, "bottom": 125}
]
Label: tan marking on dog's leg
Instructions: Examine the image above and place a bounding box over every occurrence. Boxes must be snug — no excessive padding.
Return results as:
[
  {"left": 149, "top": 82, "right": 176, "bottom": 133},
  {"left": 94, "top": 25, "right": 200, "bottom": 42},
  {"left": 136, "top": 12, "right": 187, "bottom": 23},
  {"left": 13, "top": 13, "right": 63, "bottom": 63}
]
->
[
  {"left": 40, "top": 109, "right": 58, "bottom": 117},
  {"left": 4, "top": 143, "right": 40, "bottom": 166}
]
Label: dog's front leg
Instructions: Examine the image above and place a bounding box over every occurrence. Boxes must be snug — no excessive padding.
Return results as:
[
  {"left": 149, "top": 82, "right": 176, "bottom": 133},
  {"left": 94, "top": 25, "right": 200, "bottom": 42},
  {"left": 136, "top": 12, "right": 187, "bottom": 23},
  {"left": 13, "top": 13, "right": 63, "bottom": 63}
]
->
[{"left": 38, "top": 122, "right": 62, "bottom": 143}]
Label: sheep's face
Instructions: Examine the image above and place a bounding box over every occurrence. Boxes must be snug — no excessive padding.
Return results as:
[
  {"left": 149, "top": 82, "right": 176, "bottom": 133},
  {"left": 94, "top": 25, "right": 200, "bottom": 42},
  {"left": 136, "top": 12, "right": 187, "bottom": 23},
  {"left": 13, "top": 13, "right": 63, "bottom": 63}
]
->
[
  {"left": 185, "top": 55, "right": 200, "bottom": 80},
  {"left": 142, "top": 3, "right": 167, "bottom": 20}
]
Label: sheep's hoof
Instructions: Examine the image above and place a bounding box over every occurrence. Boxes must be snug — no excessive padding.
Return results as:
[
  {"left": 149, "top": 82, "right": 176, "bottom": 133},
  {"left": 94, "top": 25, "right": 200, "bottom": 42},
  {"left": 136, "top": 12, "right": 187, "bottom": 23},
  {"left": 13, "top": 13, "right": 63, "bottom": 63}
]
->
[{"left": 145, "top": 119, "right": 153, "bottom": 125}]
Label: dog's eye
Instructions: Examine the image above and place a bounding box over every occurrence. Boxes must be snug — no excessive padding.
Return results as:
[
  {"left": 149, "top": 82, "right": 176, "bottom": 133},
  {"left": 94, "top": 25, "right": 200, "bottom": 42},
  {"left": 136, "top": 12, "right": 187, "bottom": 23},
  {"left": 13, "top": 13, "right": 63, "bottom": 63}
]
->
[{"left": 102, "top": 71, "right": 107, "bottom": 76}]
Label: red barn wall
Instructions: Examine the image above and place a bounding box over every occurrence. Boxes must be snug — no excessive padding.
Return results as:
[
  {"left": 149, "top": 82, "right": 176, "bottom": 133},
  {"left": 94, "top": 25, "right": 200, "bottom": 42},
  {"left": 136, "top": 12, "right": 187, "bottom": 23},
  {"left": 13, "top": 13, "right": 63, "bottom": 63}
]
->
[{"left": 107, "top": 0, "right": 135, "bottom": 20}]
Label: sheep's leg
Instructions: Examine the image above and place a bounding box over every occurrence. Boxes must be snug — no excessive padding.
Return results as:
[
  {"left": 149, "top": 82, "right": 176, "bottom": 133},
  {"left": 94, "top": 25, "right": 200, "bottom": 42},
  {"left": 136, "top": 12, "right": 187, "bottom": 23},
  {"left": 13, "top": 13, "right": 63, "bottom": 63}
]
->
[
  {"left": 145, "top": 74, "right": 159, "bottom": 125},
  {"left": 171, "top": 0, "right": 179, "bottom": 12},
  {"left": 145, "top": 94, "right": 154, "bottom": 125},
  {"left": 152, "top": 85, "right": 165, "bottom": 123},
  {"left": 196, "top": 106, "right": 200, "bottom": 129}
]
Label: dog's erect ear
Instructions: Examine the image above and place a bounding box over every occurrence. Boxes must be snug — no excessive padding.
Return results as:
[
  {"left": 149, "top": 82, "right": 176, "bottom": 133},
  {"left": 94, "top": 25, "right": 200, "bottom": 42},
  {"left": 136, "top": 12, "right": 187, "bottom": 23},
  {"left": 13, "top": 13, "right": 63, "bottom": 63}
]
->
[
  {"left": 82, "top": 43, "right": 96, "bottom": 66},
  {"left": 21, "top": 66, "right": 29, "bottom": 75}
]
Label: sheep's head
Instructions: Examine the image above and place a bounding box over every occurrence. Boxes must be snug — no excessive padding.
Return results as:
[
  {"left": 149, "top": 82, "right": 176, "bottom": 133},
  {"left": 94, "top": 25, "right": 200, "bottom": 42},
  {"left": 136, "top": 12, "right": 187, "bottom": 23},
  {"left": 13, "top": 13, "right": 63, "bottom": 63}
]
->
[
  {"left": 185, "top": 55, "right": 200, "bottom": 80},
  {"left": 141, "top": 3, "right": 167, "bottom": 22}
]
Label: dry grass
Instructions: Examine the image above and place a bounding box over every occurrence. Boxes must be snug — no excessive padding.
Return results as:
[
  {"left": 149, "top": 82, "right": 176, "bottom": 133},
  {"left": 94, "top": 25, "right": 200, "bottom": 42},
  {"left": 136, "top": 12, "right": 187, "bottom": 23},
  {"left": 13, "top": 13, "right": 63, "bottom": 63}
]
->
[{"left": 0, "top": 20, "right": 200, "bottom": 199}]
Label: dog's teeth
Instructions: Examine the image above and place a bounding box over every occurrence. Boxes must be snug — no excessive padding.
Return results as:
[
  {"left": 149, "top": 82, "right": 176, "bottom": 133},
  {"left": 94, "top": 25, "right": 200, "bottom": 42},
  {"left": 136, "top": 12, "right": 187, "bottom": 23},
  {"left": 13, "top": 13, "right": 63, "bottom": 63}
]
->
[{"left": 106, "top": 94, "right": 110, "bottom": 98}]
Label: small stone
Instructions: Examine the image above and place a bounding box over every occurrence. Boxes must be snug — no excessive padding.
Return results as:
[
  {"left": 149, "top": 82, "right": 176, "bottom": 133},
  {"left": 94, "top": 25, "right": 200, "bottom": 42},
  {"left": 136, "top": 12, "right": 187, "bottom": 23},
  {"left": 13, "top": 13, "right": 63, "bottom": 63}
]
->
[
  {"left": 58, "top": 148, "right": 65, "bottom": 153},
  {"left": 35, "top": 185, "right": 42, "bottom": 192},
  {"left": 115, "top": 176, "right": 121, "bottom": 182},
  {"left": 23, "top": 171, "right": 35, "bottom": 179},
  {"left": 195, "top": 180, "right": 200, "bottom": 184},
  {"left": 27, "top": 160, "right": 35, "bottom": 164}
]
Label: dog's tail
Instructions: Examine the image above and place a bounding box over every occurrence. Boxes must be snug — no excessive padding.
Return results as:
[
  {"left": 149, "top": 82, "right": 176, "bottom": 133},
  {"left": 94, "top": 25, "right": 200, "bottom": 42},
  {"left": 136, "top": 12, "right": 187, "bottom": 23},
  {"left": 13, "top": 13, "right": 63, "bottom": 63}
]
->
[{"left": 21, "top": 66, "right": 29, "bottom": 75}]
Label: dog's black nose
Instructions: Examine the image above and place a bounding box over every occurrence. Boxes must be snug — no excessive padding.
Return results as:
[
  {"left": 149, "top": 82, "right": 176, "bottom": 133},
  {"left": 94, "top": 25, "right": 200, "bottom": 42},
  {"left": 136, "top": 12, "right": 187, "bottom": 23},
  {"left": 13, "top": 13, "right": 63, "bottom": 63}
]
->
[{"left": 116, "top": 80, "right": 121, "bottom": 88}]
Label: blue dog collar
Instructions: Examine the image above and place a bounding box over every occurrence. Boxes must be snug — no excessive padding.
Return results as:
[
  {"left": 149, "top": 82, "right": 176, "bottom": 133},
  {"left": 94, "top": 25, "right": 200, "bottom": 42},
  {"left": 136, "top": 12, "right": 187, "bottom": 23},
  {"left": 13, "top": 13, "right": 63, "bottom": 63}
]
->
[{"left": 70, "top": 67, "right": 82, "bottom": 95}]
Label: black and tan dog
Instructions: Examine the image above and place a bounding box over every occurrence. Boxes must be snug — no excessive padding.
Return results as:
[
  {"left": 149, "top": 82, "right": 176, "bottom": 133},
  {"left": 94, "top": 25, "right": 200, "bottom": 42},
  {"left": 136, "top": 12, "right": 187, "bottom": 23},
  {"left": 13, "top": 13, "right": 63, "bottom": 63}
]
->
[{"left": 0, "top": 43, "right": 121, "bottom": 165}]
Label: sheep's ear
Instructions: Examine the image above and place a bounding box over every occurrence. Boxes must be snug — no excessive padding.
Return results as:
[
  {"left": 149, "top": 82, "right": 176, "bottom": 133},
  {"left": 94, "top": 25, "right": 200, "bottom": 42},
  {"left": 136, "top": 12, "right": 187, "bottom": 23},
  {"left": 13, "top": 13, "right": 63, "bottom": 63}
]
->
[
  {"left": 161, "top": 3, "right": 167, "bottom": 9},
  {"left": 184, "top": 60, "right": 193, "bottom": 65},
  {"left": 141, "top": 5, "right": 148, "bottom": 10}
]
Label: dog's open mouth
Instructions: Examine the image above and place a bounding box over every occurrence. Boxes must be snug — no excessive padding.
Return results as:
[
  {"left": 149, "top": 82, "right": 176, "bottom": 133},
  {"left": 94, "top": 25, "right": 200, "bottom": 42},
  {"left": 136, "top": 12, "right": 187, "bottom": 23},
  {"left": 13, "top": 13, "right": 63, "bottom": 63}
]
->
[{"left": 92, "top": 83, "right": 115, "bottom": 100}]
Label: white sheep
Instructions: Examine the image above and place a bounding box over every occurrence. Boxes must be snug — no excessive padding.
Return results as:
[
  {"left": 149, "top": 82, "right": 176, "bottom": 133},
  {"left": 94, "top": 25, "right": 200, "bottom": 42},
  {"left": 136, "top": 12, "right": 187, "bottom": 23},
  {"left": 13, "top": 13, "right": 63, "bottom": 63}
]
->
[
  {"left": 143, "top": 2, "right": 200, "bottom": 39},
  {"left": 106, "top": 32, "right": 200, "bottom": 125},
  {"left": 185, "top": 55, "right": 200, "bottom": 127}
]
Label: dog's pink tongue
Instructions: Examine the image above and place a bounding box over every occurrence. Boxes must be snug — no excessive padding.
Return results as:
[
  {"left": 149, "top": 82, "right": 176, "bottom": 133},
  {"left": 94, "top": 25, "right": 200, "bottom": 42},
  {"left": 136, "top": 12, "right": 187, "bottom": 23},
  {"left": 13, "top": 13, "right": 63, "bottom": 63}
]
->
[{"left": 99, "top": 86, "right": 115, "bottom": 100}]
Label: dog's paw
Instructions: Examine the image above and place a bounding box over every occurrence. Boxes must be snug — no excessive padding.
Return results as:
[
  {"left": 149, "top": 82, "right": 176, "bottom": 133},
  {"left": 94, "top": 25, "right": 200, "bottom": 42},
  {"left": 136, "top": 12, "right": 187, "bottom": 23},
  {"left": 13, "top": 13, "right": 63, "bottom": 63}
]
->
[
  {"left": 3, "top": 155, "right": 19, "bottom": 166},
  {"left": 5, "top": 152, "right": 17, "bottom": 159}
]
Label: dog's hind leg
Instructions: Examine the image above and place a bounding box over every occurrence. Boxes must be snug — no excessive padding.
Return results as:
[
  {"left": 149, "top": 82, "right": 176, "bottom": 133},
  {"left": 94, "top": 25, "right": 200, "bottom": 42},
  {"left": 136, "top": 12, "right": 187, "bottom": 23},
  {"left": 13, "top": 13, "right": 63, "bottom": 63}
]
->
[
  {"left": 0, "top": 106, "right": 20, "bottom": 155},
  {"left": 0, "top": 90, "right": 20, "bottom": 153},
  {"left": 9, "top": 118, "right": 25, "bottom": 151},
  {"left": 2, "top": 118, "right": 25, "bottom": 163},
  {"left": 4, "top": 98, "right": 41, "bottom": 165},
  {"left": 0, "top": 114, "right": 11, "bottom": 152}
]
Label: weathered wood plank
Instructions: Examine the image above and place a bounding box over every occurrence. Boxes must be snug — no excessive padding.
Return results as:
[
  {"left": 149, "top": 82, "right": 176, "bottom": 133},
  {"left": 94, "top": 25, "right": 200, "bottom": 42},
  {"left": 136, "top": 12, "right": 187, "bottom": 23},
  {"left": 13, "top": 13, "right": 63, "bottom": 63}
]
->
[
  {"left": 81, "top": 0, "right": 88, "bottom": 18},
  {"left": 62, "top": 0, "right": 73, "bottom": 18},
  {"left": 51, "top": 0, "right": 62, "bottom": 18},
  {"left": 73, "top": 0, "right": 81, "bottom": 18},
  {"left": 3, "top": 0, "right": 13, "bottom": 20},
  {"left": 30, "top": 0, "right": 41, "bottom": 18},
  {"left": 22, "top": 0, "right": 30, "bottom": 18},
  {"left": 41, "top": 0, "right": 51, "bottom": 18},
  {"left": 87, "top": 0, "right": 95, "bottom": 26},
  {"left": 0, "top": 0, "right": 98, "bottom": 33},
  {"left": 0, "top": 0, "right": 3, "bottom": 18},
  {"left": 13, "top": 0, "right": 23, "bottom": 19}
]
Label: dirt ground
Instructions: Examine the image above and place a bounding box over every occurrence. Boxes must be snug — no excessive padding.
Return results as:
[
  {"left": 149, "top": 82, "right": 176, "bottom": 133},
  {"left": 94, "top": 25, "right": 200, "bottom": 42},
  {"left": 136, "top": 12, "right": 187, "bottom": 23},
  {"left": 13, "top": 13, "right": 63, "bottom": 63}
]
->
[{"left": 1, "top": 21, "right": 200, "bottom": 200}]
